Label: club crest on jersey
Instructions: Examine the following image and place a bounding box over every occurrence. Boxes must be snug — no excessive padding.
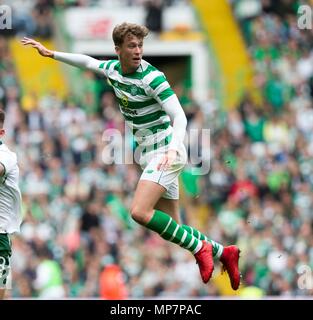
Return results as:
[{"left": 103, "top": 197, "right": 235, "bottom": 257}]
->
[
  {"left": 130, "top": 85, "right": 138, "bottom": 96},
  {"left": 121, "top": 95, "right": 128, "bottom": 107}
]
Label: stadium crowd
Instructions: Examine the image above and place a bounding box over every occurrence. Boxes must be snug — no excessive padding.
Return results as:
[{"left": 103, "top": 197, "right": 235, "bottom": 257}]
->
[{"left": 0, "top": 0, "right": 312, "bottom": 298}]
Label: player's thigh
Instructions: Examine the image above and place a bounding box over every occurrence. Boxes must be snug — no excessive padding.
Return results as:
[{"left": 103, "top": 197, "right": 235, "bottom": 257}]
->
[
  {"left": 131, "top": 180, "right": 166, "bottom": 221},
  {"left": 154, "top": 197, "right": 180, "bottom": 223}
]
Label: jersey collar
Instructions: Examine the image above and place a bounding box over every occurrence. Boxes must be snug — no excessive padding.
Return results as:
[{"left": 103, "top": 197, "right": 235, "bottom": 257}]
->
[{"left": 119, "top": 61, "right": 142, "bottom": 76}]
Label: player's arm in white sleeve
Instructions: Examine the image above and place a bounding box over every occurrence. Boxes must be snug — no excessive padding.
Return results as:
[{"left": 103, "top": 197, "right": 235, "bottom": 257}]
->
[
  {"left": 0, "top": 151, "right": 17, "bottom": 177},
  {"left": 21, "top": 37, "right": 106, "bottom": 76},
  {"left": 161, "top": 94, "right": 187, "bottom": 152},
  {"left": 145, "top": 72, "right": 187, "bottom": 152},
  {"left": 53, "top": 51, "right": 105, "bottom": 75}
]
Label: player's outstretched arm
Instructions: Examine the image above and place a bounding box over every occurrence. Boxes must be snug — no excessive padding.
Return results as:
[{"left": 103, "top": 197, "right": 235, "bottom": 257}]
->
[
  {"left": 21, "top": 37, "right": 54, "bottom": 57},
  {"left": 21, "top": 37, "right": 104, "bottom": 74}
]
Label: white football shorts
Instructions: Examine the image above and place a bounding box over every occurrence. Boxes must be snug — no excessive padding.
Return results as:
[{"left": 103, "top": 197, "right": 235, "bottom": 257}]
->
[{"left": 139, "top": 143, "right": 187, "bottom": 200}]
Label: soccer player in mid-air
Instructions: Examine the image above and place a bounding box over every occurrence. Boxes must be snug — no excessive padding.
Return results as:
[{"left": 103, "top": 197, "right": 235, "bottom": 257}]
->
[
  {"left": 21, "top": 23, "right": 240, "bottom": 290},
  {"left": 0, "top": 109, "right": 23, "bottom": 299}
]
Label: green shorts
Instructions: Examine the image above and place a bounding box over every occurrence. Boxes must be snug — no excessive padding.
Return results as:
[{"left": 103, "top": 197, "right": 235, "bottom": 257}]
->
[{"left": 0, "top": 234, "right": 11, "bottom": 289}]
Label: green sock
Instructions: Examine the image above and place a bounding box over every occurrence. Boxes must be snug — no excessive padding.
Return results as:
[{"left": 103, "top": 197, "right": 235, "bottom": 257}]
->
[
  {"left": 181, "top": 225, "right": 224, "bottom": 258},
  {"left": 146, "top": 210, "right": 202, "bottom": 254}
]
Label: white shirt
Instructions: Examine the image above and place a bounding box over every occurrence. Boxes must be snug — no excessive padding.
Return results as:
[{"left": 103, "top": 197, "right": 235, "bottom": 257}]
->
[{"left": 0, "top": 142, "right": 22, "bottom": 234}]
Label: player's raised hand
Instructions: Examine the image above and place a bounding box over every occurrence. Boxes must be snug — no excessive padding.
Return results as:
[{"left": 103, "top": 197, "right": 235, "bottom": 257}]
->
[{"left": 21, "top": 37, "right": 54, "bottom": 58}]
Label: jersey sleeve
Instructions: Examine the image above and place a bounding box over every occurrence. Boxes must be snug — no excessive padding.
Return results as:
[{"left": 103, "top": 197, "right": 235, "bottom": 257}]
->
[
  {"left": 53, "top": 51, "right": 111, "bottom": 77},
  {"left": 145, "top": 71, "right": 175, "bottom": 105},
  {"left": 97, "top": 60, "right": 119, "bottom": 78},
  {"left": 161, "top": 94, "right": 187, "bottom": 151},
  {"left": 0, "top": 150, "right": 17, "bottom": 176}
]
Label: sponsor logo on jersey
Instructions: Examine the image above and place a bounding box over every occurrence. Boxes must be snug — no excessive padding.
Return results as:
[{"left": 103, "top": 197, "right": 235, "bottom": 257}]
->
[
  {"left": 121, "top": 95, "right": 128, "bottom": 107},
  {"left": 123, "top": 108, "right": 138, "bottom": 116}
]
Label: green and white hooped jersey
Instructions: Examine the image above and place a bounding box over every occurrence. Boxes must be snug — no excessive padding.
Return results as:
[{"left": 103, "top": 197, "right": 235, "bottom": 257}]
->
[{"left": 98, "top": 59, "right": 175, "bottom": 156}]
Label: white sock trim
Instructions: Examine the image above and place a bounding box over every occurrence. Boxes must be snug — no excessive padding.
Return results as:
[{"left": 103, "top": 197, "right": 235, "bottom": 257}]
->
[
  {"left": 214, "top": 243, "right": 224, "bottom": 259},
  {"left": 160, "top": 217, "right": 173, "bottom": 236},
  {"left": 192, "top": 240, "right": 203, "bottom": 254},
  {"left": 169, "top": 225, "right": 180, "bottom": 242},
  {"left": 179, "top": 230, "right": 188, "bottom": 245},
  {"left": 186, "top": 237, "right": 195, "bottom": 249}
]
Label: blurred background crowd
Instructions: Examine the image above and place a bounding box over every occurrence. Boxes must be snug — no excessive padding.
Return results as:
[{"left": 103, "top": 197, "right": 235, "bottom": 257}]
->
[{"left": 0, "top": 0, "right": 312, "bottom": 298}]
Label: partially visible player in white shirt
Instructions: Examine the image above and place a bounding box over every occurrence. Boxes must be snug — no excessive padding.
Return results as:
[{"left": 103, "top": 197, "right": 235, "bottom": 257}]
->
[{"left": 0, "top": 109, "right": 22, "bottom": 299}]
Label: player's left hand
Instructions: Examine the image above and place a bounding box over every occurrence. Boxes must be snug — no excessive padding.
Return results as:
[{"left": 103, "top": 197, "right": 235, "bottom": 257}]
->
[{"left": 157, "top": 149, "right": 178, "bottom": 171}]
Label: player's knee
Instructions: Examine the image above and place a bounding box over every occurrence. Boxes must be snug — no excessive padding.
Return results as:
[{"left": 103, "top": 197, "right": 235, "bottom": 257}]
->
[{"left": 130, "top": 206, "right": 150, "bottom": 225}]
